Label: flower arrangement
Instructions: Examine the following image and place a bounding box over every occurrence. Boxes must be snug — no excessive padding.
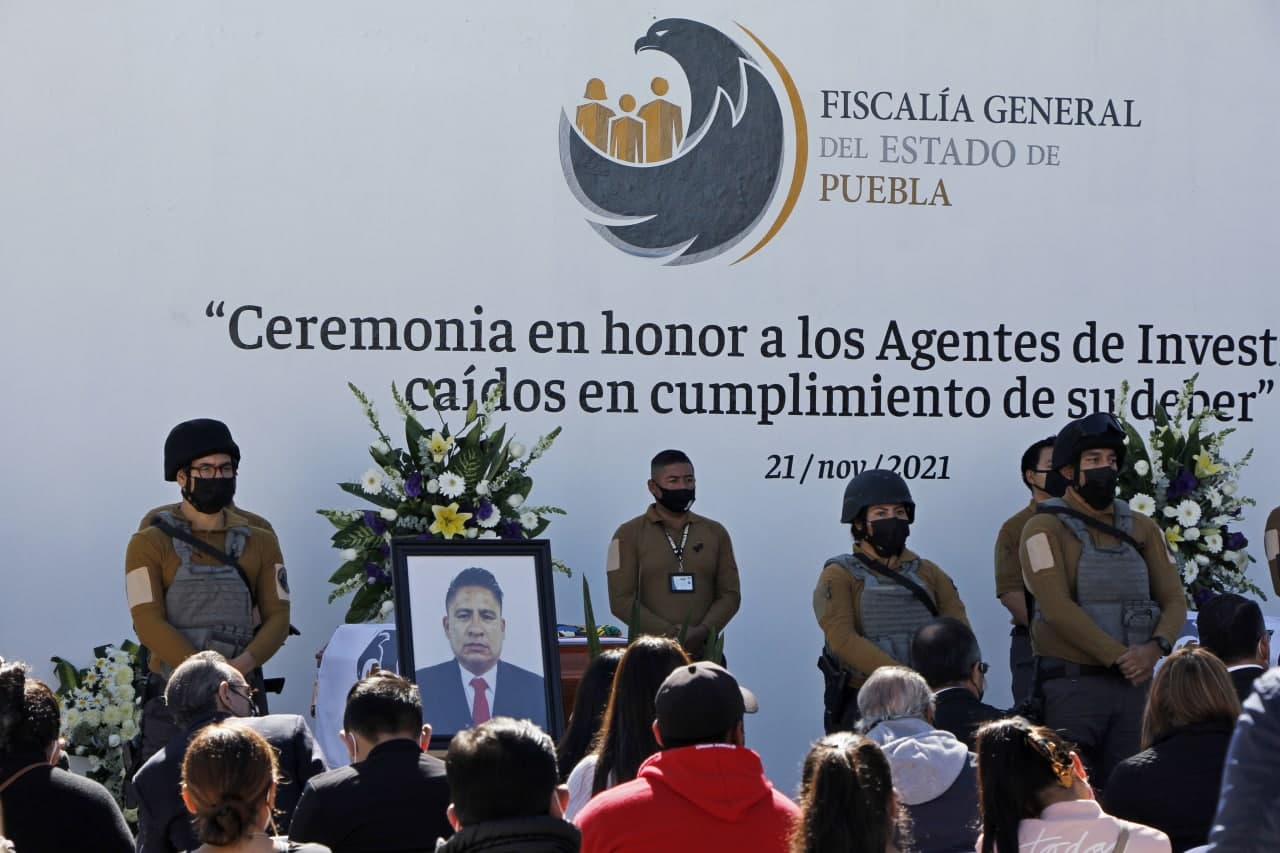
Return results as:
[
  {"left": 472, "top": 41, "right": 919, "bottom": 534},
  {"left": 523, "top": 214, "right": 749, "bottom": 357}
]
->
[
  {"left": 49, "top": 639, "right": 143, "bottom": 820},
  {"left": 1116, "top": 375, "right": 1262, "bottom": 607},
  {"left": 320, "top": 382, "right": 568, "bottom": 623}
]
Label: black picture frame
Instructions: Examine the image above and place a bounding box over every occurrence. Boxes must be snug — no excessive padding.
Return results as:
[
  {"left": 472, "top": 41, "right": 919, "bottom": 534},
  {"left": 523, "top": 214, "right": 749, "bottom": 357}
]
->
[{"left": 392, "top": 537, "right": 563, "bottom": 749}]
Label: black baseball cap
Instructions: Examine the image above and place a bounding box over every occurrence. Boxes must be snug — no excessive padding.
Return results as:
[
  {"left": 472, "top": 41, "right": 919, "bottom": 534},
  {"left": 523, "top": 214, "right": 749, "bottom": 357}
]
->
[{"left": 654, "top": 661, "right": 759, "bottom": 743}]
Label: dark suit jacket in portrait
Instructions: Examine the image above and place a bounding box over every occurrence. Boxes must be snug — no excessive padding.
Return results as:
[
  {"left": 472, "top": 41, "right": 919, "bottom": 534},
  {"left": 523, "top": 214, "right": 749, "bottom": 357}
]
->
[
  {"left": 133, "top": 711, "right": 328, "bottom": 853},
  {"left": 1229, "top": 665, "right": 1265, "bottom": 704},
  {"left": 932, "top": 687, "right": 1006, "bottom": 751},
  {"left": 289, "top": 738, "right": 452, "bottom": 852},
  {"left": 415, "top": 659, "right": 547, "bottom": 734}
]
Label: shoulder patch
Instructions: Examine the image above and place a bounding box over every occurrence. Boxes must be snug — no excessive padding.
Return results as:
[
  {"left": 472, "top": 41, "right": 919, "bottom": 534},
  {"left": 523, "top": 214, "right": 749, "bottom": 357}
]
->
[
  {"left": 1266, "top": 529, "right": 1279, "bottom": 561},
  {"left": 1025, "top": 533, "right": 1055, "bottom": 573},
  {"left": 126, "top": 567, "right": 154, "bottom": 608},
  {"left": 275, "top": 564, "right": 291, "bottom": 601},
  {"left": 606, "top": 538, "right": 622, "bottom": 573}
]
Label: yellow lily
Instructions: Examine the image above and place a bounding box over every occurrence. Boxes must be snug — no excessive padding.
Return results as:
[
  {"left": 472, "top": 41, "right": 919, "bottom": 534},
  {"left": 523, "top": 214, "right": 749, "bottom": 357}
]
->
[
  {"left": 1193, "top": 449, "right": 1223, "bottom": 478},
  {"left": 1165, "top": 526, "right": 1183, "bottom": 546},
  {"left": 427, "top": 432, "right": 454, "bottom": 464},
  {"left": 429, "top": 502, "right": 472, "bottom": 539}
]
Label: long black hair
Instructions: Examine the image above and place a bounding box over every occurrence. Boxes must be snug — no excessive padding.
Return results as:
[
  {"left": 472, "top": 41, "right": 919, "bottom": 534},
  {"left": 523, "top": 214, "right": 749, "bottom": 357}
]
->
[
  {"left": 555, "top": 649, "right": 622, "bottom": 782},
  {"left": 590, "top": 637, "right": 690, "bottom": 794},
  {"left": 975, "top": 717, "right": 1079, "bottom": 853},
  {"left": 790, "top": 732, "right": 899, "bottom": 853}
]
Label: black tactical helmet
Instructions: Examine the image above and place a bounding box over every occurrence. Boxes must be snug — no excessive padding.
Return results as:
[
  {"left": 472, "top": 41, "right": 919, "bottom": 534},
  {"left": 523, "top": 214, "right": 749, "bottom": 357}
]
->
[
  {"left": 840, "top": 469, "right": 915, "bottom": 524},
  {"left": 164, "top": 419, "right": 241, "bottom": 481},
  {"left": 1050, "top": 412, "right": 1126, "bottom": 473}
]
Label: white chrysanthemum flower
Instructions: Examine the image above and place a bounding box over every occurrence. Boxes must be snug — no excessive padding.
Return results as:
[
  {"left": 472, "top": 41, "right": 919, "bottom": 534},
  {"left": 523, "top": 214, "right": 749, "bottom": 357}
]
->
[
  {"left": 379, "top": 599, "right": 395, "bottom": 618},
  {"left": 1195, "top": 554, "right": 1210, "bottom": 566},
  {"left": 360, "top": 468, "right": 384, "bottom": 494},
  {"left": 81, "top": 710, "right": 102, "bottom": 728},
  {"left": 340, "top": 548, "right": 359, "bottom": 562},
  {"left": 1206, "top": 488, "right": 1222, "bottom": 509},
  {"left": 114, "top": 684, "right": 135, "bottom": 703},
  {"left": 1204, "top": 533, "right": 1224, "bottom": 554},
  {"left": 465, "top": 527, "right": 479, "bottom": 539},
  {"left": 1133, "top": 460, "right": 1150, "bottom": 477},
  {"left": 1222, "top": 482, "right": 1237, "bottom": 497},
  {"left": 1162, "top": 505, "right": 1178, "bottom": 519},
  {"left": 426, "top": 479, "right": 440, "bottom": 495},
  {"left": 121, "top": 718, "right": 138, "bottom": 738},
  {"left": 1182, "top": 526, "right": 1200, "bottom": 541},
  {"left": 380, "top": 508, "right": 397, "bottom": 521},
  {"left": 1181, "top": 561, "right": 1198, "bottom": 584},
  {"left": 1176, "top": 500, "right": 1202, "bottom": 527},
  {"left": 479, "top": 530, "right": 498, "bottom": 540},
  {"left": 438, "top": 472, "right": 466, "bottom": 499},
  {"left": 520, "top": 511, "right": 539, "bottom": 530},
  {"left": 507, "top": 494, "right": 524, "bottom": 509},
  {"left": 102, "top": 705, "right": 125, "bottom": 726},
  {"left": 1130, "top": 494, "right": 1156, "bottom": 516},
  {"left": 475, "top": 480, "right": 491, "bottom": 496},
  {"left": 371, "top": 439, "right": 391, "bottom": 455},
  {"left": 477, "top": 507, "right": 501, "bottom": 529},
  {"left": 509, "top": 442, "right": 526, "bottom": 459},
  {"left": 1211, "top": 514, "right": 1231, "bottom": 526},
  {"left": 64, "top": 709, "right": 81, "bottom": 729}
]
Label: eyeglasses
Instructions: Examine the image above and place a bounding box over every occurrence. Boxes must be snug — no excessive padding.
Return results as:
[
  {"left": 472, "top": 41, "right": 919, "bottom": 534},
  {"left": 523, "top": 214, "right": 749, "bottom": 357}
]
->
[
  {"left": 189, "top": 462, "right": 236, "bottom": 478},
  {"left": 976, "top": 661, "right": 990, "bottom": 675},
  {"left": 231, "top": 683, "right": 259, "bottom": 704}
]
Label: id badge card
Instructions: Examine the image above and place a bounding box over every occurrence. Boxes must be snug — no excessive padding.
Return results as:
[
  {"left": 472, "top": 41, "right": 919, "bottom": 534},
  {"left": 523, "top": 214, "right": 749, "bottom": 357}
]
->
[{"left": 668, "top": 573, "right": 695, "bottom": 593}]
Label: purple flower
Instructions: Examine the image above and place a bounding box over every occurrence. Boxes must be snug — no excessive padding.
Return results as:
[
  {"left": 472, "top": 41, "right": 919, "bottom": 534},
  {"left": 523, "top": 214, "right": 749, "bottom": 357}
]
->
[
  {"left": 1193, "top": 587, "right": 1217, "bottom": 606},
  {"left": 1165, "top": 469, "right": 1199, "bottom": 501},
  {"left": 1224, "top": 530, "right": 1248, "bottom": 551},
  {"left": 405, "top": 472, "right": 423, "bottom": 498},
  {"left": 497, "top": 519, "right": 524, "bottom": 540},
  {"left": 474, "top": 498, "right": 496, "bottom": 524},
  {"left": 363, "top": 510, "right": 387, "bottom": 536},
  {"left": 364, "top": 561, "right": 389, "bottom": 583}
]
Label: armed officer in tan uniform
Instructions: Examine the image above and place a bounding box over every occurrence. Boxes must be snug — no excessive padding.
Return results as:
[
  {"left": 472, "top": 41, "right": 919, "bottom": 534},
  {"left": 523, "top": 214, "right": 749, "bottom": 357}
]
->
[
  {"left": 1019, "top": 412, "right": 1185, "bottom": 790},
  {"left": 993, "top": 436, "right": 1057, "bottom": 705},
  {"left": 606, "top": 449, "right": 741, "bottom": 659},
  {"left": 126, "top": 419, "right": 292, "bottom": 761},
  {"left": 1265, "top": 505, "right": 1280, "bottom": 596},
  {"left": 814, "top": 469, "right": 969, "bottom": 733}
]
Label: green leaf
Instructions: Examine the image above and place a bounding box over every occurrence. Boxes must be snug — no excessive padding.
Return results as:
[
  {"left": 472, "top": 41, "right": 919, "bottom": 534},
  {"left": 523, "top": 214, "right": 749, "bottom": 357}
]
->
[
  {"left": 406, "top": 415, "right": 427, "bottom": 465},
  {"left": 527, "top": 517, "right": 551, "bottom": 538},
  {"left": 338, "top": 482, "right": 400, "bottom": 509},
  {"left": 705, "top": 627, "right": 725, "bottom": 666},
  {"left": 328, "top": 560, "right": 364, "bottom": 584},
  {"left": 49, "top": 657, "right": 81, "bottom": 695},
  {"left": 453, "top": 446, "right": 485, "bottom": 485},
  {"left": 628, "top": 598, "right": 641, "bottom": 645},
  {"left": 331, "top": 519, "right": 377, "bottom": 550},
  {"left": 583, "top": 577, "right": 602, "bottom": 660},
  {"left": 464, "top": 399, "right": 479, "bottom": 426},
  {"left": 317, "top": 509, "right": 357, "bottom": 530}
]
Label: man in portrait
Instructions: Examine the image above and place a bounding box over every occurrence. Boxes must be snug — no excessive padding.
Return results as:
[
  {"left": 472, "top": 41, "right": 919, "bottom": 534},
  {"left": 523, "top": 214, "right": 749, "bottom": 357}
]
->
[{"left": 415, "top": 567, "right": 547, "bottom": 734}]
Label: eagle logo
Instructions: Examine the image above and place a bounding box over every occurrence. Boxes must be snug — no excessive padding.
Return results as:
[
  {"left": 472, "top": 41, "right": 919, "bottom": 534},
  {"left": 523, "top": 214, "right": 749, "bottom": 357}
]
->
[{"left": 559, "top": 18, "right": 807, "bottom": 266}]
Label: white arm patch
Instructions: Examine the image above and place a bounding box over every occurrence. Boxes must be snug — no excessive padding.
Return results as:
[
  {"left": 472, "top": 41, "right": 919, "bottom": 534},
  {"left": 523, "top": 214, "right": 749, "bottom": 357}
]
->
[
  {"left": 126, "top": 567, "right": 154, "bottom": 608},
  {"left": 1025, "top": 533, "right": 1055, "bottom": 573},
  {"left": 1266, "top": 529, "right": 1279, "bottom": 561},
  {"left": 606, "top": 538, "right": 621, "bottom": 573}
]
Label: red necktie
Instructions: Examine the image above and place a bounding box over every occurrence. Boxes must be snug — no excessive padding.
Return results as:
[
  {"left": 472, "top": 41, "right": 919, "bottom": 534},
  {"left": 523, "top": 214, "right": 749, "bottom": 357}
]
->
[{"left": 470, "top": 677, "right": 491, "bottom": 725}]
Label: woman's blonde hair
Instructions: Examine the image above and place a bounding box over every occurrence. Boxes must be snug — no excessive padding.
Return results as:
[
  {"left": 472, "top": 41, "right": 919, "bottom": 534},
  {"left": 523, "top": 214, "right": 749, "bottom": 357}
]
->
[{"left": 1141, "top": 646, "right": 1240, "bottom": 748}]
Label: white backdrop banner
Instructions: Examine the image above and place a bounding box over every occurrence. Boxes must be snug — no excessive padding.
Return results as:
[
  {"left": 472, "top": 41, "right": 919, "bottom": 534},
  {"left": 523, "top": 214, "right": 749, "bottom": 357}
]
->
[{"left": 1, "top": 1, "right": 1277, "bottom": 790}]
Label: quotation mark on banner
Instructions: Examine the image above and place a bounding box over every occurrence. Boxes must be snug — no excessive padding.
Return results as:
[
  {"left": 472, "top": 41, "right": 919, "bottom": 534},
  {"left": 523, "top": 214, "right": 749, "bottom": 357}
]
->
[
  {"left": 1259, "top": 379, "right": 1276, "bottom": 396},
  {"left": 206, "top": 300, "right": 226, "bottom": 318}
]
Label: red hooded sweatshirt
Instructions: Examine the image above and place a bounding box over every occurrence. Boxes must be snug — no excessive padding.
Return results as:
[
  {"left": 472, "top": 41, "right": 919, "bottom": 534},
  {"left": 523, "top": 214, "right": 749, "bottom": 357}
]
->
[{"left": 576, "top": 743, "right": 799, "bottom": 853}]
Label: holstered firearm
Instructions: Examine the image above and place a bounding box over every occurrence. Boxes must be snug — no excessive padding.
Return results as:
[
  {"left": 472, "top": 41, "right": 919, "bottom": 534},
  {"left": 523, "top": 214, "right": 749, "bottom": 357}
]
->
[{"left": 818, "top": 646, "right": 853, "bottom": 733}]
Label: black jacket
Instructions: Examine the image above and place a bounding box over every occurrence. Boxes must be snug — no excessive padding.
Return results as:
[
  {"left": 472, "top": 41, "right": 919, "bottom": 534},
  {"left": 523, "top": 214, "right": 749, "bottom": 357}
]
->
[
  {"left": 1229, "top": 665, "right": 1264, "bottom": 703},
  {"left": 289, "top": 738, "right": 452, "bottom": 852},
  {"left": 931, "top": 688, "right": 1005, "bottom": 751},
  {"left": 437, "top": 816, "right": 580, "bottom": 853},
  {"left": 1103, "top": 720, "right": 1234, "bottom": 852},
  {"left": 0, "top": 752, "right": 134, "bottom": 853},
  {"left": 133, "top": 711, "right": 327, "bottom": 853}
]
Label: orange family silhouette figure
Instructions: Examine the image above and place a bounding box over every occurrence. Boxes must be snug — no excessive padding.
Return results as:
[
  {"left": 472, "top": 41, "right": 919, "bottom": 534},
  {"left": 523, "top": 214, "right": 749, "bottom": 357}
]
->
[{"left": 575, "top": 77, "right": 684, "bottom": 164}]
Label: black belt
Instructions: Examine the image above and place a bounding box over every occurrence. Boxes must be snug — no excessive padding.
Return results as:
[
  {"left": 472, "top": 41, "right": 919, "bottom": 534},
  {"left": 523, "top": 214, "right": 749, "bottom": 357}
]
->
[
  {"left": 1011, "top": 625, "right": 1030, "bottom": 637},
  {"left": 1037, "top": 656, "right": 1115, "bottom": 680}
]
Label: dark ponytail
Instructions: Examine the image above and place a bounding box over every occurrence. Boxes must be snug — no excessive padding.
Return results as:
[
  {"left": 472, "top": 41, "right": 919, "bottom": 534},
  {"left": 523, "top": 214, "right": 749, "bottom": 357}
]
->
[
  {"left": 790, "top": 732, "right": 899, "bottom": 853},
  {"left": 975, "top": 718, "right": 1077, "bottom": 853},
  {"left": 181, "top": 720, "right": 280, "bottom": 845}
]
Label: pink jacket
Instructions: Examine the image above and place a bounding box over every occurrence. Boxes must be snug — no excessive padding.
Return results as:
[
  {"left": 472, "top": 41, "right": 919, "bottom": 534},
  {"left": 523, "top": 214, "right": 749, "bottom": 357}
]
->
[{"left": 978, "top": 799, "right": 1171, "bottom": 853}]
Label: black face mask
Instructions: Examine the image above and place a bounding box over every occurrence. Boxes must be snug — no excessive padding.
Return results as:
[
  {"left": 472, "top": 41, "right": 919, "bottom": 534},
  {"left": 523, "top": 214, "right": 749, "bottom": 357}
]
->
[
  {"left": 1042, "top": 470, "right": 1068, "bottom": 499},
  {"left": 1076, "top": 467, "right": 1117, "bottom": 510},
  {"left": 185, "top": 476, "right": 237, "bottom": 514},
  {"left": 866, "top": 517, "right": 910, "bottom": 559},
  {"left": 655, "top": 487, "right": 695, "bottom": 514}
]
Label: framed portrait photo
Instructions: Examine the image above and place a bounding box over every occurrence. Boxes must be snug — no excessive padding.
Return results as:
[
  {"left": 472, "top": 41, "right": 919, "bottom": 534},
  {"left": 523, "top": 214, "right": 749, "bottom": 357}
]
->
[{"left": 392, "top": 538, "right": 563, "bottom": 749}]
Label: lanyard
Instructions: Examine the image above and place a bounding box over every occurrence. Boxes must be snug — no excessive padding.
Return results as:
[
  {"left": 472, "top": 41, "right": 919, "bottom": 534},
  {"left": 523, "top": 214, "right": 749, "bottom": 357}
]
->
[{"left": 662, "top": 524, "right": 690, "bottom": 571}]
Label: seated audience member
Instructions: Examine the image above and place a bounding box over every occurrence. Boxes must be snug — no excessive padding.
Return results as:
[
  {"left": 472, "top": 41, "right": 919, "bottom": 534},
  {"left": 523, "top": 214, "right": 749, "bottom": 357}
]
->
[
  {"left": 556, "top": 650, "right": 622, "bottom": 783},
  {"left": 0, "top": 661, "right": 133, "bottom": 853},
  {"left": 182, "top": 719, "right": 331, "bottom": 853},
  {"left": 134, "top": 650, "right": 327, "bottom": 853},
  {"left": 789, "top": 731, "right": 906, "bottom": 853},
  {"left": 1204, "top": 668, "right": 1280, "bottom": 851},
  {"left": 438, "top": 717, "right": 579, "bottom": 853},
  {"left": 576, "top": 661, "right": 798, "bottom": 853},
  {"left": 1105, "top": 648, "right": 1240, "bottom": 852},
  {"left": 1196, "top": 593, "right": 1270, "bottom": 702},
  {"left": 975, "top": 717, "right": 1171, "bottom": 853},
  {"left": 289, "top": 670, "right": 452, "bottom": 852},
  {"left": 911, "top": 617, "right": 1005, "bottom": 750},
  {"left": 858, "top": 666, "right": 978, "bottom": 853},
  {"left": 564, "top": 637, "right": 689, "bottom": 819}
]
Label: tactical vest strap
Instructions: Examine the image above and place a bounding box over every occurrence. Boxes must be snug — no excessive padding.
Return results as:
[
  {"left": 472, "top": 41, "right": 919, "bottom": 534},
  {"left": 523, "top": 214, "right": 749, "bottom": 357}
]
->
[
  {"left": 834, "top": 553, "right": 940, "bottom": 618},
  {"left": 1035, "top": 503, "right": 1145, "bottom": 554},
  {"left": 152, "top": 515, "right": 255, "bottom": 607}
]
